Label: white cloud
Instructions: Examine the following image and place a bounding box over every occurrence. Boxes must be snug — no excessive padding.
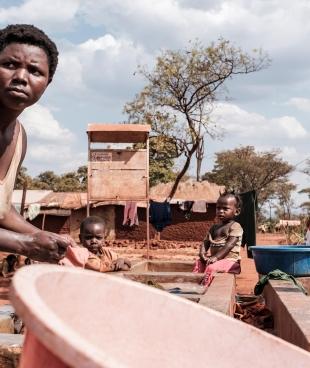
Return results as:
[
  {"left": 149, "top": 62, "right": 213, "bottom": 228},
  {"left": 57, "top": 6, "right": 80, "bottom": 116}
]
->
[
  {"left": 20, "top": 104, "right": 86, "bottom": 175},
  {"left": 79, "top": 34, "right": 120, "bottom": 52},
  {"left": 27, "top": 144, "right": 86, "bottom": 169},
  {"left": 0, "top": 0, "right": 80, "bottom": 31},
  {"left": 286, "top": 97, "right": 310, "bottom": 112},
  {"left": 212, "top": 103, "right": 308, "bottom": 140},
  {"left": 55, "top": 52, "right": 85, "bottom": 93},
  {"left": 76, "top": 0, "right": 310, "bottom": 99},
  {"left": 79, "top": 0, "right": 310, "bottom": 50},
  {"left": 21, "top": 104, "right": 74, "bottom": 143},
  {"left": 54, "top": 34, "right": 152, "bottom": 101},
  {"left": 273, "top": 116, "right": 308, "bottom": 139}
]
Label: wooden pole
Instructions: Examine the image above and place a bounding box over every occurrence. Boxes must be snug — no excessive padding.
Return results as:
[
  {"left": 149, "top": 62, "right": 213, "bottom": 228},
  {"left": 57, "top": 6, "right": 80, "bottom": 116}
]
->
[
  {"left": 146, "top": 201, "right": 150, "bottom": 260},
  {"left": 87, "top": 133, "right": 91, "bottom": 217},
  {"left": 20, "top": 181, "right": 27, "bottom": 216},
  {"left": 42, "top": 213, "right": 46, "bottom": 230},
  {"left": 146, "top": 134, "right": 150, "bottom": 261}
]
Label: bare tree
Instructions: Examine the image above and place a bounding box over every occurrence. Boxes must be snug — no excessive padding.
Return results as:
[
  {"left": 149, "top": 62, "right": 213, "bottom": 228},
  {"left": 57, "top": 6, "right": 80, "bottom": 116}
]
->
[{"left": 125, "top": 39, "right": 270, "bottom": 198}]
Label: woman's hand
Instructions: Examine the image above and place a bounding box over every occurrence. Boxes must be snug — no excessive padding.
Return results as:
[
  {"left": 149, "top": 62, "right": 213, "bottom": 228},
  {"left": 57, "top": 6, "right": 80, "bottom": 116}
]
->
[{"left": 23, "top": 231, "right": 70, "bottom": 263}]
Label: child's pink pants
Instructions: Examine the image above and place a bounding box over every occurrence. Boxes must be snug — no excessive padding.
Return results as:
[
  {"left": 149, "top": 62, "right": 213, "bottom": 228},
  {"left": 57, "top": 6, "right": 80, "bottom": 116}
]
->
[{"left": 193, "top": 258, "right": 241, "bottom": 287}]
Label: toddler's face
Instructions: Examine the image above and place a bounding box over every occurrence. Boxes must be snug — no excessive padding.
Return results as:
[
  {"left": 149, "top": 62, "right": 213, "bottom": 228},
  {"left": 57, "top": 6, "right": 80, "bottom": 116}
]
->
[
  {"left": 216, "top": 196, "right": 239, "bottom": 223},
  {"left": 80, "top": 223, "right": 105, "bottom": 254}
]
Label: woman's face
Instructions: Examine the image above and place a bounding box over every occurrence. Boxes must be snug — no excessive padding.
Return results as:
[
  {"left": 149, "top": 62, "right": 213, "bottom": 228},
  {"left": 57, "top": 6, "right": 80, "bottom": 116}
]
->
[{"left": 0, "top": 42, "right": 49, "bottom": 112}]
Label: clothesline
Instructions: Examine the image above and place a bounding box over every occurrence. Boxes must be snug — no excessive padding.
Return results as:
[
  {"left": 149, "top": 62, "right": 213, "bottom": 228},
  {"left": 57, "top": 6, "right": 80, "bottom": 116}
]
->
[{"left": 122, "top": 199, "right": 209, "bottom": 232}]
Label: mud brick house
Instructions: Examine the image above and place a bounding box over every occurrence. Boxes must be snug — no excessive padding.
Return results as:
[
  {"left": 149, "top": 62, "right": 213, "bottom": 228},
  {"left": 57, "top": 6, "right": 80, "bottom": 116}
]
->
[
  {"left": 14, "top": 180, "right": 223, "bottom": 242},
  {"left": 117, "top": 180, "right": 224, "bottom": 242}
]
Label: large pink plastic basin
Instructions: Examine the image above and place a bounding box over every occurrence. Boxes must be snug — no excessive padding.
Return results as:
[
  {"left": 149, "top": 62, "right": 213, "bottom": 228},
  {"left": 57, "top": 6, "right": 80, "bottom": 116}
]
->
[{"left": 10, "top": 265, "right": 310, "bottom": 368}]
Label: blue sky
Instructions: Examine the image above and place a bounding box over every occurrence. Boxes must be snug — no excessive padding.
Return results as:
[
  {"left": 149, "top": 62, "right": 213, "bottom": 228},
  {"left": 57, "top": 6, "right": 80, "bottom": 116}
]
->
[{"left": 0, "top": 0, "right": 309, "bottom": 209}]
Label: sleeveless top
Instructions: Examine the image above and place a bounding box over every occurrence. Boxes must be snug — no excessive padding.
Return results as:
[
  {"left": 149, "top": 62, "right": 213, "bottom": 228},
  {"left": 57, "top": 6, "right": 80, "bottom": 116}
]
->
[
  {"left": 0, "top": 124, "right": 23, "bottom": 219},
  {"left": 206, "top": 221, "right": 243, "bottom": 261}
]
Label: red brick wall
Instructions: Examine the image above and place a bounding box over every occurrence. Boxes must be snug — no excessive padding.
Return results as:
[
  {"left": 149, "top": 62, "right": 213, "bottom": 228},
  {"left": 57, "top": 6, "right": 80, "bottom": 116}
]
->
[
  {"left": 115, "top": 203, "right": 216, "bottom": 241},
  {"left": 29, "top": 203, "right": 217, "bottom": 242}
]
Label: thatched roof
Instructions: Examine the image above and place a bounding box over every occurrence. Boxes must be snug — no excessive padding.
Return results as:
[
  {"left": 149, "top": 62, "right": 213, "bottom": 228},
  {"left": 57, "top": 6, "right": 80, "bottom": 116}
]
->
[
  {"left": 27, "top": 180, "right": 223, "bottom": 211},
  {"left": 150, "top": 180, "right": 224, "bottom": 203},
  {"left": 37, "top": 192, "right": 88, "bottom": 210},
  {"left": 36, "top": 192, "right": 134, "bottom": 209}
]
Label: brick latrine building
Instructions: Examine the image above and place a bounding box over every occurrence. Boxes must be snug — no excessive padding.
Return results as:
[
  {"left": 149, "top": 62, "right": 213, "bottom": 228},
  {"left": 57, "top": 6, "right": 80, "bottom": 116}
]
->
[{"left": 14, "top": 180, "right": 223, "bottom": 243}]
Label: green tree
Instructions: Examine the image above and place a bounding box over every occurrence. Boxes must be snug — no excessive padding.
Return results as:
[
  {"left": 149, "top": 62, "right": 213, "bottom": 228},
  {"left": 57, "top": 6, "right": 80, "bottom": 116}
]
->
[
  {"left": 57, "top": 172, "right": 81, "bottom": 192},
  {"left": 15, "top": 166, "right": 32, "bottom": 189},
  {"left": 203, "top": 146, "right": 294, "bottom": 208},
  {"left": 77, "top": 165, "right": 88, "bottom": 190},
  {"left": 276, "top": 181, "right": 297, "bottom": 219},
  {"left": 149, "top": 136, "right": 177, "bottom": 187},
  {"left": 299, "top": 188, "right": 310, "bottom": 213},
  {"left": 32, "top": 169, "right": 87, "bottom": 192},
  {"left": 134, "top": 137, "right": 177, "bottom": 187},
  {"left": 15, "top": 167, "right": 89, "bottom": 192},
  {"left": 31, "top": 170, "right": 60, "bottom": 190},
  {"left": 300, "top": 160, "right": 310, "bottom": 213},
  {"left": 125, "top": 39, "right": 269, "bottom": 198}
]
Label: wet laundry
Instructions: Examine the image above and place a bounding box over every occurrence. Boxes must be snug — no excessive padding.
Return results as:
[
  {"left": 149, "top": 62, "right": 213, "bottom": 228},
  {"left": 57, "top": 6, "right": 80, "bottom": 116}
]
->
[{"left": 254, "top": 269, "right": 308, "bottom": 295}]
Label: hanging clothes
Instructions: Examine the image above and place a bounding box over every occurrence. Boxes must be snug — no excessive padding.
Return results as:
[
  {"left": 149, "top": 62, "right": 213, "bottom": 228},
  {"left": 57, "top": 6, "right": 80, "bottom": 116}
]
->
[
  {"left": 178, "top": 201, "right": 194, "bottom": 219},
  {"left": 150, "top": 200, "right": 172, "bottom": 232},
  {"left": 27, "top": 203, "right": 41, "bottom": 221},
  {"left": 192, "top": 200, "right": 207, "bottom": 213},
  {"left": 235, "top": 190, "right": 257, "bottom": 258},
  {"left": 123, "top": 201, "right": 139, "bottom": 226}
]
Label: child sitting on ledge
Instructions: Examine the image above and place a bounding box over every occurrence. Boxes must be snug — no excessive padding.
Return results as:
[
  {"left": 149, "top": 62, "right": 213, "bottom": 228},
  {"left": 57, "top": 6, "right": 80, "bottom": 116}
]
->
[
  {"left": 193, "top": 193, "right": 243, "bottom": 286},
  {"left": 60, "top": 216, "right": 131, "bottom": 272}
]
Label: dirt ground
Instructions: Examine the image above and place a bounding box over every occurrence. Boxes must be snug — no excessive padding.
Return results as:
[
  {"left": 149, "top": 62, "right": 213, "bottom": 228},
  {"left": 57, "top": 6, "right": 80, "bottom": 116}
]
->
[{"left": 108, "top": 232, "right": 287, "bottom": 261}]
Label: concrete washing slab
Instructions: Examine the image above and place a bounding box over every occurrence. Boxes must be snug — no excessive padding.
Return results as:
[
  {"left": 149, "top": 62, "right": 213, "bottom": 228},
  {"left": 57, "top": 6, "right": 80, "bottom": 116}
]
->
[
  {"left": 264, "top": 278, "right": 310, "bottom": 351},
  {"left": 123, "top": 260, "right": 236, "bottom": 316}
]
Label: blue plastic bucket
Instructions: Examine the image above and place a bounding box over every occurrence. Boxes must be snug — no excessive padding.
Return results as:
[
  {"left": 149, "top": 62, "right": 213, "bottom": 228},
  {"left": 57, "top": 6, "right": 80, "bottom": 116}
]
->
[{"left": 249, "top": 245, "right": 310, "bottom": 276}]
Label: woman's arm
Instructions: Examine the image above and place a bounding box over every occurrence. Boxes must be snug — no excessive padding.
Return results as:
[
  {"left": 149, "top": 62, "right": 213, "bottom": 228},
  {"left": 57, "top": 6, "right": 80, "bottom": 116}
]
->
[
  {"left": 0, "top": 205, "right": 39, "bottom": 234},
  {"left": 0, "top": 207, "right": 69, "bottom": 262},
  {"left": 0, "top": 227, "right": 68, "bottom": 262}
]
